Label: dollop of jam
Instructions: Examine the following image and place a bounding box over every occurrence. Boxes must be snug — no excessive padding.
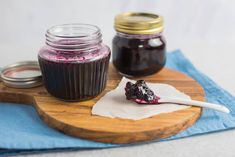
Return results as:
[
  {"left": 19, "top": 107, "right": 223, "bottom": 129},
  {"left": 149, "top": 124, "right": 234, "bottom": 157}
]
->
[{"left": 125, "top": 80, "right": 159, "bottom": 104}]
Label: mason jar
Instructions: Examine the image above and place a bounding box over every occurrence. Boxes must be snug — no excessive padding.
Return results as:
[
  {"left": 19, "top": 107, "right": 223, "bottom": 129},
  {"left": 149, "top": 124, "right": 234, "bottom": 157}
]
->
[
  {"left": 38, "top": 24, "right": 110, "bottom": 101},
  {"left": 112, "top": 12, "right": 166, "bottom": 76}
]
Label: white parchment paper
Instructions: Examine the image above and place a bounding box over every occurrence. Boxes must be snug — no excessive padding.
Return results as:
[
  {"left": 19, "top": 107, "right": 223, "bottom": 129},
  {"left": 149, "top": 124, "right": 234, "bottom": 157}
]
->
[{"left": 92, "top": 77, "right": 191, "bottom": 120}]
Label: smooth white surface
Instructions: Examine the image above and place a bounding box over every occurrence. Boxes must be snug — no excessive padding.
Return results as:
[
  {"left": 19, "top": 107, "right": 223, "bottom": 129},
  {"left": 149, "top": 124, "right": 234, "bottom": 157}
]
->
[
  {"left": 0, "top": 0, "right": 235, "bottom": 156},
  {"left": 92, "top": 77, "right": 190, "bottom": 120},
  {"left": 21, "top": 130, "right": 235, "bottom": 157}
]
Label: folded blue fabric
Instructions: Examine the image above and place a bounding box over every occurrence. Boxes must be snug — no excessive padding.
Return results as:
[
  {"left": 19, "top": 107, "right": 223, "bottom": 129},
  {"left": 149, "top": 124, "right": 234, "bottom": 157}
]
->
[{"left": 0, "top": 50, "right": 234, "bottom": 156}]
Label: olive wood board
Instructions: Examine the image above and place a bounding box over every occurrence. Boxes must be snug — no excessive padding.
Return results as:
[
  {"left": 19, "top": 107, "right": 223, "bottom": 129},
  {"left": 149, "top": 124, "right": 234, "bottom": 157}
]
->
[{"left": 0, "top": 64, "right": 204, "bottom": 144}]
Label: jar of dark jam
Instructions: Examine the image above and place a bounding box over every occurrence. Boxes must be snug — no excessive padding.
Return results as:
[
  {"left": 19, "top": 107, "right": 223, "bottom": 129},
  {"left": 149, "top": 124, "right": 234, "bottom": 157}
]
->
[
  {"left": 112, "top": 12, "right": 166, "bottom": 76},
  {"left": 38, "top": 24, "right": 110, "bottom": 101}
]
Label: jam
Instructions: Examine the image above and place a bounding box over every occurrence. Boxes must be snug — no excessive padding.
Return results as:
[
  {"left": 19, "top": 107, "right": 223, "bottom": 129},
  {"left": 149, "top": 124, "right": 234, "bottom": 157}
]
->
[
  {"left": 113, "top": 12, "right": 166, "bottom": 76},
  {"left": 113, "top": 33, "right": 166, "bottom": 76},
  {"left": 38, "top": 24, "right": 110, "bottom": 101},
  {"left": 125, "top": 80, "right": 159, "bottom": 104}
]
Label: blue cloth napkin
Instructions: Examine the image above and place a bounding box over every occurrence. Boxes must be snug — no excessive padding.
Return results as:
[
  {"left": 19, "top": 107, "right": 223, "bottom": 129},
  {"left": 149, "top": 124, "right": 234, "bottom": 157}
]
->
[{"left": 0, "top": 50, "right": 234, "bottom": 156}]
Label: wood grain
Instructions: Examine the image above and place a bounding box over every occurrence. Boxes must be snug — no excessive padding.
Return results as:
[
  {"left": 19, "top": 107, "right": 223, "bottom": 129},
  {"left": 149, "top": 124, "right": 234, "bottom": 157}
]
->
[{"left": 0, "top": 64, "right": 204, "bottom": 144}]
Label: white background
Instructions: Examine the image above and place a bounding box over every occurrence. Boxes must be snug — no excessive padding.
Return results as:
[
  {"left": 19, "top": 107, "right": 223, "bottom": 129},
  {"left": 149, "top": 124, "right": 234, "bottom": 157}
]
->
[
  {"left": 1, "top": 0, "right": 235, "bottom": 156},
  {"left": 1, "top": 0, "right": 235, "bottom": 95}
]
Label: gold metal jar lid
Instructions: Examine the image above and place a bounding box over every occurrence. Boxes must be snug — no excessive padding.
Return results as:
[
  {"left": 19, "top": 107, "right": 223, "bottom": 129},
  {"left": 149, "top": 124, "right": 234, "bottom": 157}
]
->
[{"left": 114, "top": 12, "right": 164, "bottom": 35}]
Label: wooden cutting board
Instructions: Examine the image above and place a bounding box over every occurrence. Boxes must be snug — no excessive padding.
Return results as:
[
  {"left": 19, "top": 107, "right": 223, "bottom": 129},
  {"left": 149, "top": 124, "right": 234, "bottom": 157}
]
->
[{"left": 0, "top": 64, "right": 204, "bottom": 144}]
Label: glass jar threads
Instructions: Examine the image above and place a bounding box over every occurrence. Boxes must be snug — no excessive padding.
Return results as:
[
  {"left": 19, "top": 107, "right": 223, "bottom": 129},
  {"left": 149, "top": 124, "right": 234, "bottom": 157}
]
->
[
  {"left": 38, "top": 24, "right": 110, "bottom": 101},
  {"left": 112, "top": 12, "right": 166, "bottom": 76}
]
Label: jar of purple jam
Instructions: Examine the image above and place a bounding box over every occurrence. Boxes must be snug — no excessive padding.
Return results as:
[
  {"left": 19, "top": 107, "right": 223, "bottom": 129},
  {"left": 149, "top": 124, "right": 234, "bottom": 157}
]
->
[
  {"left": 112, "top": 12, "right": 166, "bottom": 76},
  {"left": 38, "top": 24, "right": 110, "bottom": 101}
]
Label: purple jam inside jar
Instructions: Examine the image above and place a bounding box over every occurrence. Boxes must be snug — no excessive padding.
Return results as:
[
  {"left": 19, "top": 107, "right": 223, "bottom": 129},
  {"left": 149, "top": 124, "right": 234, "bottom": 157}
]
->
[
  {"left": 113, "top": 12, "right": 166, "bottom": 76},
  {"left": 112, "top": 33, "right": 166, "bottom": 76},
  {"left": 38, "top": 24, "right": 110, "bottom": 101}
]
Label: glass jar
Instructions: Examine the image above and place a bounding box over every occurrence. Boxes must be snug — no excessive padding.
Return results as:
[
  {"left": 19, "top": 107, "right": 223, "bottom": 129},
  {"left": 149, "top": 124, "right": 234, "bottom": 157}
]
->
[
  {"left": 38, "top": 24, "right": 110, "bottom": 101},
  {"left": 112, "top": 12, "right": 166, "bottom": 76}
]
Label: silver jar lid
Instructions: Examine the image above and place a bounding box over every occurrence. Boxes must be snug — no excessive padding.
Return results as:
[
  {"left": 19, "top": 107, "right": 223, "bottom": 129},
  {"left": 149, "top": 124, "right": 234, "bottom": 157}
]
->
[{"left": 0, "top": 61, "right": 43, "bottom": 88}]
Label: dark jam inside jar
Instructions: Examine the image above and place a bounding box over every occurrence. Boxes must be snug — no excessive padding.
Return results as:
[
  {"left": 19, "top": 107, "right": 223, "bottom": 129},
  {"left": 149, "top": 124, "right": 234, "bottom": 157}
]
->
[
  {"left": 112, "top": 33, "right": 166, "bottom": 76},
  {"left": 113, "top": 12, "right": 166, "bottom": 76},
  {"left": 38, "top": 24, "right": 110, "bottom": 101}
]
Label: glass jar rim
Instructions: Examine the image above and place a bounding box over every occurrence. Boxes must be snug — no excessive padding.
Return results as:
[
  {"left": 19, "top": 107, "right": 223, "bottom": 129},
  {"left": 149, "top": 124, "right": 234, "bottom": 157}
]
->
[
  {"left": 45, "top": 23, "right": 102, "bottom": 51},
  {"left": 46, "top": 23, "right": 100, "bottom": 38},
  {"left": 116, "top": 32, "right": 162, "bottom": 39}
]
